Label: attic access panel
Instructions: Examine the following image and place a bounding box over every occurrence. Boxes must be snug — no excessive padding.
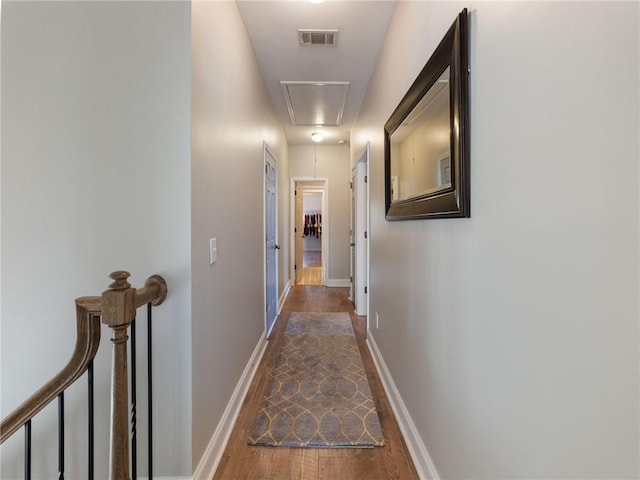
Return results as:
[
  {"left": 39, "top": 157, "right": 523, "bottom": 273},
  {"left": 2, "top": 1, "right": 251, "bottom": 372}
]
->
[{"left": 281, "top": 81, "right": 349, "bottom": 126}]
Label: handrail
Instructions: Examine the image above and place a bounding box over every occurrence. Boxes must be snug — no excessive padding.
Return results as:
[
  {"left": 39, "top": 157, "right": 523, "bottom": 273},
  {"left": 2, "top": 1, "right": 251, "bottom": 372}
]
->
[
  {"left": 0, "top": 302, "right": 101, "bottom": 443},
  {"left": 0, "top": 271, "right": 168, "bottom": 479}
]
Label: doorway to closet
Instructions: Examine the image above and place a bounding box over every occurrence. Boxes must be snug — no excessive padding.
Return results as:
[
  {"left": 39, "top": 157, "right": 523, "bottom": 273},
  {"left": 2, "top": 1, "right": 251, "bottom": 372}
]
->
[{"left": 292, "top": 179, "right": 327, "bottom": 286}]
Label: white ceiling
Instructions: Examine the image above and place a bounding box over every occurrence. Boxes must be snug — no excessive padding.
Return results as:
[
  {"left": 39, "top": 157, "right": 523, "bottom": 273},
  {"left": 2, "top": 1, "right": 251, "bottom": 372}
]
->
[{"left": 236, "top": 0, "right": 396, "bottom": 145}]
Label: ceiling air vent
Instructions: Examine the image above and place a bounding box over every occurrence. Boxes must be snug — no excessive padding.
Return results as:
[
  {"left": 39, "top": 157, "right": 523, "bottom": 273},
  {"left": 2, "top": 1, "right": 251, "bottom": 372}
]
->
[{"left": 298, "top": 29, "right": 338, "bottom": 46}]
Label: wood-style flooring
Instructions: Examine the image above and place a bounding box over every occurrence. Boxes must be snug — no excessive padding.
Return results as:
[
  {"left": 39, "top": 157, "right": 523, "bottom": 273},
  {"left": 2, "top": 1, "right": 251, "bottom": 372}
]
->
[
  {"left": 303, "top": 250, "right": 322, "bottom": 267},
  {"left": 296, "top": 267, "right": 323, "bottom": 286},
  {"left": 213, "top": 286, "right": 419, "bottom": 480},
  {"left": 297, "top": 250, "right": 323, "bottom": 286}
]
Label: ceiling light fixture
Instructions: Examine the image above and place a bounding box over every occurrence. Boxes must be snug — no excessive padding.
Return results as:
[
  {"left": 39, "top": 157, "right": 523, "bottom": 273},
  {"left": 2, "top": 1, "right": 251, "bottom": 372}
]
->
[{"left": 311, "top": 126, "right": 323, "bottom": 143}]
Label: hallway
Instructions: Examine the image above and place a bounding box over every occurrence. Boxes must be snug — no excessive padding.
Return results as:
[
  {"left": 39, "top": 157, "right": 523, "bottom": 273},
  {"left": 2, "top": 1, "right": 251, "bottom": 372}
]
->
[
  {"left": 213, "top": 286, "right": 418, "bottom": 479},
  {"left": 2, "top": 2, "right": 638, "bottom": 478}
]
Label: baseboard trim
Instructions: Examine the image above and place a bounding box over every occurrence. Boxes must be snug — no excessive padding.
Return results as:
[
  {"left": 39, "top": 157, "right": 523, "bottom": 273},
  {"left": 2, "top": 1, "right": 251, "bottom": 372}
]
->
[
  {"left": 278, "top": 279, "right": 291, "bottom": 314},
  {"left": 138, "top": 477, "right": 191, "bottom": 480},
  {"left": 192, "top": 332, "right": 268, "bottom": 480},
  {"left": 366, "top": 332, "right": 440, "bottom": 480},
  {"left": 325, "top": 278, "right": 350, "bottom": 287},
  {"left": 266, "top": 280, "right": 291, "bottom": 337}
]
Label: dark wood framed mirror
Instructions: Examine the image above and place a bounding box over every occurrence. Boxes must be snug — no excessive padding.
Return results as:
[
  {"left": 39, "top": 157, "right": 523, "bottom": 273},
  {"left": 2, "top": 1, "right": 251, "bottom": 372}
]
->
[{"left": 385, "top": 8, "right": 470, "bottom": 220}]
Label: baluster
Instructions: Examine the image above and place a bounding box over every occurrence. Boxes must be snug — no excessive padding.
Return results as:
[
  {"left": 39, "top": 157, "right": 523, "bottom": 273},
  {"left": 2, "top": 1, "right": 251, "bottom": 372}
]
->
[
  {"left": 88, "top": 359, "right": 94, "bottom": 480},
  {"left": 58, "top": 393, "right": 65, "bottom": 479},
  {"left": 131, "top": 316, "right": 137, "bottom": 479},
  {"left": 102, "top": 271, "right": 136, "bottom": 480},
  {"left": 24, "top": 420, "right": 31, "bottom": 480},
  {"left": 147, "top": 303, "right": 153, "bottom": 480}
]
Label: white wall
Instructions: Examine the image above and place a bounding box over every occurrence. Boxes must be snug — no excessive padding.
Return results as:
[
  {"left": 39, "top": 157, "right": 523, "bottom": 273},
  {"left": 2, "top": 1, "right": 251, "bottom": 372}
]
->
[
  {"left": 352, "top": 2, "right": 639, "bottom": 478},
  {"left": 191, "top": 0, "right": 288, "bottom": 470},
  {"left": 289, "top": 145, "right": 350, "bottom": 283},
  {"left": 1, "top": 1, "right": 192, "bottom": 478}
]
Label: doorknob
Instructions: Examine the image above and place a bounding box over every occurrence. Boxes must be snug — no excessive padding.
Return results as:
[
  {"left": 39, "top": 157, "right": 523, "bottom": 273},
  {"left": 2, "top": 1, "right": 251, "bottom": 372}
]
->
[
  {"left": 350, "top": 243, "right": 355, "bottom": 247},
  {"left": 274, "top": 244, "right": 280, "bottom": 250}
]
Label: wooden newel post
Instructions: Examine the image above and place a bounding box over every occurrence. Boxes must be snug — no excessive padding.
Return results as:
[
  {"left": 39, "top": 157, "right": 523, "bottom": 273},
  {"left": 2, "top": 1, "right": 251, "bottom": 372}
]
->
[{"left": 102, "top": 271, "right": 137, "bottom": 480}]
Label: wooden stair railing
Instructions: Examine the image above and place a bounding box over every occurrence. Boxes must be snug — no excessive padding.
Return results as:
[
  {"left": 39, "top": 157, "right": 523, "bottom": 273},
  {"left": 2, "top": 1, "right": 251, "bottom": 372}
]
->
[{"left": 0, "top": 270, "right": 167, "bottom": 480}]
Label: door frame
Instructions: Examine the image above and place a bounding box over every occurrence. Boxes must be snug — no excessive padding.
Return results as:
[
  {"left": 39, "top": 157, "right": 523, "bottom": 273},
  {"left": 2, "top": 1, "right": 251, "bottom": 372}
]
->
[
  {"left": 263, "top": 142, "right": 278, "bottom": 336},
  {"left": 353, "top": 143, "right": 370, "bottom": 321},
  {"left": 290, "top": 177, "right": 329, "bottom": 286}
]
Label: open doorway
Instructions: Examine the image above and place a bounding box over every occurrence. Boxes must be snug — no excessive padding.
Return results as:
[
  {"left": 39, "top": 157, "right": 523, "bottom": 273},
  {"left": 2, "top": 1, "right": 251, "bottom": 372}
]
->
[
  {"left": 301, "top": 191, "right": 323, "bottom": 284},
  {"left": 291, "top": 178, "right": 328, "bottom": 286}
]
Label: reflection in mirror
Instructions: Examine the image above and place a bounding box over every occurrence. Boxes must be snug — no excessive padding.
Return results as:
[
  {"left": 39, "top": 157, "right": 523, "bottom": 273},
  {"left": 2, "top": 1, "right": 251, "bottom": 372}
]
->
[{"left": 390, "top": 67, "right": 450, "bottom": 202}]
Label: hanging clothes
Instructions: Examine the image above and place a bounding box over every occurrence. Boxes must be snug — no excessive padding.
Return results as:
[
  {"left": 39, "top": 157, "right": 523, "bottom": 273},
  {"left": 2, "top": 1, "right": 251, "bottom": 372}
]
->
[{"left": 303, "top": 211, "right": 322, "bottom": 238}]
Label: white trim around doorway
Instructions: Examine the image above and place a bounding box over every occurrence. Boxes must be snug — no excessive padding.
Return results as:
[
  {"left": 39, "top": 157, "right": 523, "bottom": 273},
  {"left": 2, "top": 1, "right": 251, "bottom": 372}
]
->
[
  {"left": 290, "top": 177, "right": 329, "bottom": 286},
  {"left": 353, "top": 142, "right": 370, "bottom": 320}
]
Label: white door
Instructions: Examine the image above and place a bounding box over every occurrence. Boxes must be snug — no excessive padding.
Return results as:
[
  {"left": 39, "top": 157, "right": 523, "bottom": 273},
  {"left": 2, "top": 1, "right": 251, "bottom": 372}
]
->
[
  {"left": 265, "top": 147, "right": 278, "bottom": 334},
  {"left": 350, "top": 170, "right": 356, "bottom": 301},
  {"left": 353, "top": 144, "right": 370, "bottom": 317}
]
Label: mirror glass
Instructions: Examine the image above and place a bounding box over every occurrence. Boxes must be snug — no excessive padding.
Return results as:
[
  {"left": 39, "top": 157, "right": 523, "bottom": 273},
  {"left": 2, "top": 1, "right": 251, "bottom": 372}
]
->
[{"left": 389, "top": 67, "right": 451, "bottom": 203}]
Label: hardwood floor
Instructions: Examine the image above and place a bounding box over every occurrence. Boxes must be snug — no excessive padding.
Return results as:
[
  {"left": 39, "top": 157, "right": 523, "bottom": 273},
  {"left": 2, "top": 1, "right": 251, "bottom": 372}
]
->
[
  {"left": 303, "top": 250, "right": 322, "bottom": 267},
  {"left": 298, "top": 250, "right": 323, "bottom": 285},
  {"left": 296, "top": 267, "right": 323, "bottom": 286},
  {"left": 213, "top": 286, "right": 419, "bottom": 480}
]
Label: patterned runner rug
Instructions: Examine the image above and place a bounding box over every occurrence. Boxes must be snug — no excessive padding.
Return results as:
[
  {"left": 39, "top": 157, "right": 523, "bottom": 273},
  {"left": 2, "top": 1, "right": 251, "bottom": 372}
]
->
[{"left": 248, "top": 312, "right": 385, "bottom": 448}]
